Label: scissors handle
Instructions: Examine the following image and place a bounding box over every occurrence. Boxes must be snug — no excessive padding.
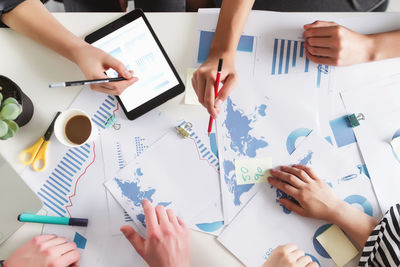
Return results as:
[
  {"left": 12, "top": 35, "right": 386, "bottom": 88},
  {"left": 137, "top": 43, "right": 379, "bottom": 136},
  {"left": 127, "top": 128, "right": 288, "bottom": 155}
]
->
[
  {"left": 32, "top": 140, "right": 50, "bottom": 172},
  {"left": 20, "top": 137, "right": 44, "bottom": 166}
]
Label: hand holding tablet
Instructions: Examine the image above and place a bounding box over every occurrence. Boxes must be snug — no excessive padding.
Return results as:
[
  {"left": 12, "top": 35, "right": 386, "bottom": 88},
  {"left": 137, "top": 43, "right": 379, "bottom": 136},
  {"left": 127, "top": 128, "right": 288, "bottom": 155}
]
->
[{"left": 85, "top": 9, "right": 184, "bottom": 120}]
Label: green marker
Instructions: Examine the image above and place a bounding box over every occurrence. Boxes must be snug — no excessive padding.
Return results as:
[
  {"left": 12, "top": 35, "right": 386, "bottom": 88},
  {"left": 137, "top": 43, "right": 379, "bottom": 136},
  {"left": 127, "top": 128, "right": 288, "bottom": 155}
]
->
[{"left": 18, "top": 213, "right": 88, "bottom": 227}]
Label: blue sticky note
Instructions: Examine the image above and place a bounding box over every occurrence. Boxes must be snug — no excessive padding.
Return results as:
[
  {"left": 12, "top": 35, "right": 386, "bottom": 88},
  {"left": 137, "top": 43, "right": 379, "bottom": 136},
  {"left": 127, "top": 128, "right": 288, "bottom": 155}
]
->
[
  {"left": 73, "top": 232, "right": 87, "bottom": 249},
  {"left": 329, "top": 116, "right": 357, "bottom": 148}
]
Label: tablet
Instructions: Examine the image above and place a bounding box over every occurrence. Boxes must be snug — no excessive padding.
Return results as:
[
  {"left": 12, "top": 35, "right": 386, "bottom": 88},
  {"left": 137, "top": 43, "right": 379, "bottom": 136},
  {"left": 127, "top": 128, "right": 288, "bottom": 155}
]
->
[{"left": 85, "top": 9, "right": 184, "bottom": 120}]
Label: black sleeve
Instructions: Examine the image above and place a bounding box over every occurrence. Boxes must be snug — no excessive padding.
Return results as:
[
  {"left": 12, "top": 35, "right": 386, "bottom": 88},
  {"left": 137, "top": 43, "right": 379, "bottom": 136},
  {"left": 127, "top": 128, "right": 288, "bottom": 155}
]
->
[{"left": 0, "top": 0, "right": 26, "bottom": 28}]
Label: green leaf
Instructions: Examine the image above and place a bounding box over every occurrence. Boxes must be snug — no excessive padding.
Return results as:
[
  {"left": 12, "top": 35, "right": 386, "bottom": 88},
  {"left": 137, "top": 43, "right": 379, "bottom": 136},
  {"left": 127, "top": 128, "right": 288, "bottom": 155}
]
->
[
  {"left": 4, "top": 120, "right": 18, "bottom": 133},
  {"left": 0, "top": 103, "right": 20, "bottom": 120},
  {"left": 0, "top": 93, "right": 3, "bottom": 106},
  {"left": 0, "top": 120, "right": 8, "bottom": 137},
  {"left": 0, "top": 126, "right": 15, "bottom": 140},
  {"left": 2, "top": 97, "right": 19, "bottom": 108}
]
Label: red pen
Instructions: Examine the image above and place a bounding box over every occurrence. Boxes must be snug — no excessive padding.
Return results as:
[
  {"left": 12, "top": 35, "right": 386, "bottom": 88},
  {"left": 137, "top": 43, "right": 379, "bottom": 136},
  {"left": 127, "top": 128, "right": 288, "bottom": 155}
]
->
[{"left": 208, "top": 58, "right": 223, "bottom": 136}]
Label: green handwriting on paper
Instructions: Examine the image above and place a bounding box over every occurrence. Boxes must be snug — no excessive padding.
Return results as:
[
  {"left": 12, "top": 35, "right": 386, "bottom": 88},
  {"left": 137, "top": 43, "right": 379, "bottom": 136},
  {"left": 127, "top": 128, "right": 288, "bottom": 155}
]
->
[{"left": 235, "top": 158, "right": 272, "bottom": 185}]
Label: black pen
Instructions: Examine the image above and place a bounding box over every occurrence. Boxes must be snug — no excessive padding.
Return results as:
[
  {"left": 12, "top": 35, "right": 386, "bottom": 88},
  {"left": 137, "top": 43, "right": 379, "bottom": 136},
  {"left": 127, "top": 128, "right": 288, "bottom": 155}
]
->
[{"left": 49, "top": 77, "right": 126, "bottom": 88}]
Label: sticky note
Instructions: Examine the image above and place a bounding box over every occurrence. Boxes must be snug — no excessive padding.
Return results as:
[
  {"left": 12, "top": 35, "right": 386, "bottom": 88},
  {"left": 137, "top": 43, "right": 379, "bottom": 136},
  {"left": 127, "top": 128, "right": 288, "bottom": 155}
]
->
[
  {"left": 235, "top": 158, "right": 272, "bottom": 185},
  {"left": 316, "top": 224, "right": 358, "bottom": 267},
  {"left": 391, "top": 137, "right": 400, "bottom": 159},
  {"left": 184, "top": 68, "right": 201, "bottom": 106}
]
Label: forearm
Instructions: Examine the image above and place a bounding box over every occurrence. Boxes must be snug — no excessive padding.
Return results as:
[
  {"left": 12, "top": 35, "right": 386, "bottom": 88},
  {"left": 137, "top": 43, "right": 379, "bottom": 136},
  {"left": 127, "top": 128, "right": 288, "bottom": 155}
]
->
[
  {"left": 1, "top": 0, "right": 88, "bottom": 63},
  {"left": 368, "top": 30, "right": 400, "bottom": 62},
  {"left": 209, "top": 0, "right": 254, "bottom": 57},
  {"left": 329, "top": 201, "right": 378, "bottom": 249}
]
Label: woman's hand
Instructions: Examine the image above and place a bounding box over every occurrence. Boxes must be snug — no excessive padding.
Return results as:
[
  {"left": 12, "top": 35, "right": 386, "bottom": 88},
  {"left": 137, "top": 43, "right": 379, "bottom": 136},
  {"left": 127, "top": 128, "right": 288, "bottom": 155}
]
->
[
  {"left": 72, "top": 44, "right": 138, "bottom": 95},
  {"left": 262, "top": 244, "right": 318, "bottom": 267},
  {"left": 121, "top": 199, "right": 190, "bottom": 267},
  {"left": 5, "top": 235, "right": 80, "bottom": 267},
  {"left": 303, "top": 21, "right": 374, "bottom": 66},
  {"left": 192, "top": 53, "right": 238, "bottom": 119},
  {"left": 268, "top": 165, "right": 344, "bottom": 222}
]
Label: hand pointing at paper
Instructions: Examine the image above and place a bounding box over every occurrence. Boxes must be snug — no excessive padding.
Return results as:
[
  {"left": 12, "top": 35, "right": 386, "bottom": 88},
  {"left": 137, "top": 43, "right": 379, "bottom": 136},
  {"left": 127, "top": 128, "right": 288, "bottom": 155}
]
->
[
  {"left": 120, "top": 199, "right": 191, "bottom": 267},
  {"left": 268, "top": 165, "right": 378, "bottom": 249}
]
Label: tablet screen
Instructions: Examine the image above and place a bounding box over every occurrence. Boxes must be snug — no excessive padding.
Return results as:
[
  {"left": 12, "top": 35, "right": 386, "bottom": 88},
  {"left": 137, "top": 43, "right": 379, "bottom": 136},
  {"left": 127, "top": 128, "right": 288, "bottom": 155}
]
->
[{"left": 91, "top": 17, "right": 179, "bottom": 112}]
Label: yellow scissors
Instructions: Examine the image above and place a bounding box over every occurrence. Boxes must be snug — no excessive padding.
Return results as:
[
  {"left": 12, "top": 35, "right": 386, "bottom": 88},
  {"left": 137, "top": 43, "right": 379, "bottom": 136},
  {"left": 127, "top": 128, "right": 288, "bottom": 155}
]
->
[{"left": 20, "top": 112, "right": 61, "bottom": 172}]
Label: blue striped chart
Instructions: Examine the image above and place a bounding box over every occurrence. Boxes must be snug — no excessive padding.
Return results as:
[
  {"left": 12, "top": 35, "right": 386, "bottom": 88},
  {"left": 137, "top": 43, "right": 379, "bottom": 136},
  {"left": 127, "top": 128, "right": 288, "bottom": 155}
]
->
[
  {"left": 178, "top": 121, "right": 220, "bottom": 172},
  {"left": 134, "top": 136, "right": 148, "bottom": 158},
  {"left": 271, "top": 39, "right": 329, "bottom": 88},
  {"left": 271, "top": 39, "right": 309, "bottom": 75},
  {"left": 136, "top": 52, "right": 156, "bottom": 72},
  {"left": 91, "top": 95, "right": 116, "bottom": 130},
  {"left": 117, "top": 142, "right": 125, "bottom": 169},
  {"left": 37, "top": 96, "right": 117, "bottom": 217},
  {"left": 37, "top": 143, "right": 92, "bottom": 217}
]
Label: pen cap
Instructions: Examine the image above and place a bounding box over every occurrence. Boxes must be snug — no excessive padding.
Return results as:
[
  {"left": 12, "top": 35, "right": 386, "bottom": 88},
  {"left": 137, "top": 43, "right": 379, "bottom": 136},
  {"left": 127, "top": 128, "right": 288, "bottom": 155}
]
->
[{"left": 69, "top": 218, "right": 88, "bottom": 227}]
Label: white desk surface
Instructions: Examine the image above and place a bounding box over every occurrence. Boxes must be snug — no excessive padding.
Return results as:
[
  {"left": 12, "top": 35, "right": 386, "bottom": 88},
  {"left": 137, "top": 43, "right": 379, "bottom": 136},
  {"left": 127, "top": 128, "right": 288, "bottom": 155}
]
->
[{"left": 0, "top": 11, "right": 390, "bottom": 266}]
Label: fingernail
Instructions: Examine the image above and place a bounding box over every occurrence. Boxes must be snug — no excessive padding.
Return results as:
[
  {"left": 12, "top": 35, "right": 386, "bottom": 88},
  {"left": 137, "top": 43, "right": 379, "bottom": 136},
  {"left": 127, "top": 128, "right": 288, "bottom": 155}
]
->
[
  {"left": 142, "top": 199, "right": 150, "bottom": 206},
  {"left": 124, "top": 70, "right": 132, "bottom": 78},
  {"left": 214, "top": 99, "right": 223, "bottom": 108},
  {"left": 120, "top": 228, "right": 126, "bottom": 235}
]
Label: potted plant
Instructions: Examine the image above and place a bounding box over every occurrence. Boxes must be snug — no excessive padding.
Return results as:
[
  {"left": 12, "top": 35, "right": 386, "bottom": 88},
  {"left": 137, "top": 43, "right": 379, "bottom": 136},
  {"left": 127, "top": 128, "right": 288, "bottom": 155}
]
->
[{"left": 0, "top": 75, "right": 34, "bottom": 140}]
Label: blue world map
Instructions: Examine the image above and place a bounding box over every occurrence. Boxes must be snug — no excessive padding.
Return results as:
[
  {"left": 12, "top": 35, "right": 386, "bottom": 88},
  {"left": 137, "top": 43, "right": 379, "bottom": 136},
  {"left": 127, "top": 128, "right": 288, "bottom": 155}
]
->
[
  {"left": 115, "top": 167, "right": 171, "bottom": 227},
  {"left": 222, "top": 97, "right": 269, "bottom": 206}
]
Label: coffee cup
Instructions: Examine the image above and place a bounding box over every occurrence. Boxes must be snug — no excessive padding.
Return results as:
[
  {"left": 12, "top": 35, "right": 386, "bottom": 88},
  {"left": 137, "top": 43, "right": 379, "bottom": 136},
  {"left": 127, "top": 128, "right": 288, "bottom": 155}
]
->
[{"left": 54, "top": 109, "right": 96, "bottom": 147}]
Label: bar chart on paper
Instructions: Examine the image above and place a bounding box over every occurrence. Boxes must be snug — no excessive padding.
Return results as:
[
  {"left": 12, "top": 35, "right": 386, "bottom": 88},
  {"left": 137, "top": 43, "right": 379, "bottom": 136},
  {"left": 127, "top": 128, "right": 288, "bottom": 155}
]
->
[
  {"left": 271, "top": 39, "right": 310, "bottom": 75},
  {"left": 197, "top": 30, "right": 260, "bottom": 76},
  {"left": 270, "top": 38, "right": 329, "bottom": 88},
  {"left": 197, "top": 31, "right": 255, "bottom": 64}
]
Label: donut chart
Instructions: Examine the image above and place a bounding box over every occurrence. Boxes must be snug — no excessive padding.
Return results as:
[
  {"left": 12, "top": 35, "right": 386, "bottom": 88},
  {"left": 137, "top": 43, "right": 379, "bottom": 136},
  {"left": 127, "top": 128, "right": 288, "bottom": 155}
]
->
[
  {"left": 286, "top": 128, "right": 312, "bottom": 154},
  {"left": 344, "top": 195, "right": 373, "bottom": 216},
  {"left": 305, "top": 253, "right": 321, "bottom": 267},
  {"left": 392, "top": 129, "right": 400, "bottom": 163},
  {"left": 196, "top": 221, "right": 224, "bottom": 232},
  {"left": 312, "top": 224, "right": 332, "bottom": 258}
]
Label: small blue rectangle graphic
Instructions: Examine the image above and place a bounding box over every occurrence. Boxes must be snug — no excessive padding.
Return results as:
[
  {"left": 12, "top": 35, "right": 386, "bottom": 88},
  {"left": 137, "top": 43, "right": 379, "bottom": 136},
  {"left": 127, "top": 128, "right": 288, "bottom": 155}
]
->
[
  {"left": 197, "top": 31, "right": 254, "bottom": 63},
  {"left": 73, "top": 232, "right": 87, "bottom": 249},
  {"left": 329, "top": 116, "right": 357, "bottom": 147}
]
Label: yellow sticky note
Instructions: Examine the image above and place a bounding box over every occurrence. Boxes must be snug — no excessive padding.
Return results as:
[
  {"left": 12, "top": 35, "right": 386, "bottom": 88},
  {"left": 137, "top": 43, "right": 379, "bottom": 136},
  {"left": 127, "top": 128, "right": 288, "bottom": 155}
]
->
[
  {"left": 316, "top": 224, "right": 359, "bottom": 267},
  {"left": 235, "top": 158, "right": 272, "bottom": 185},
  {"left": 184, "top": 68, "right": 201, "bottom": 106},
  {"left": 391, "top": 137, "right": 400, "bottom": 159}
]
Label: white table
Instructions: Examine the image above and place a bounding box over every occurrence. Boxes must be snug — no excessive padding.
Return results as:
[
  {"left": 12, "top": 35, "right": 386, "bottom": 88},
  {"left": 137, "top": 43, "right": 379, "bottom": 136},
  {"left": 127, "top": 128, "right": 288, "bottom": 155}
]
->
[
  {"left": 0, "top": 12, "right": 243, "bottom": 266},
  {"left": 0, "top": 12, "right": 391, "bottom": 266}
]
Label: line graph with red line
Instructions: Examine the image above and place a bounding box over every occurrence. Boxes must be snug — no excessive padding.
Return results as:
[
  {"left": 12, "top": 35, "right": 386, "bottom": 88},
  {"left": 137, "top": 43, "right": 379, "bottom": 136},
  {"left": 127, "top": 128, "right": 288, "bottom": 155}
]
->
[
  {"left": 65, "top": 142, "right": 96, "bottom": 217},
  {"left": 178, "top": 121, "right": 220, "bottom": 174},
  {"left": 37, "top": 96, "right": 114, "bottom": 217}
]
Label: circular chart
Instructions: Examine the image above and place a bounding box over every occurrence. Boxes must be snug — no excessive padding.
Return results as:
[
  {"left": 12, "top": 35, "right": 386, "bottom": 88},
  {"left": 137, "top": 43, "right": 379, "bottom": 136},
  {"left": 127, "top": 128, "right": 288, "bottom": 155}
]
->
[
  {"left": 344, "top": 195, "right": 373, "bottom": 216},
  {"left": 392, "top": 128, "right": 400, "bottom": 163},
  {"left": 286, "top": 128, "right": 312, "bottom": 154},
  {"left": 196, "top": 221, "right": 224, "bottom": 233},
  {"left": 305, "top": 253, "right": 321, "bottom": 267},
  {"left": 313, "top": 224, "right": 332, "bottom": 258}
]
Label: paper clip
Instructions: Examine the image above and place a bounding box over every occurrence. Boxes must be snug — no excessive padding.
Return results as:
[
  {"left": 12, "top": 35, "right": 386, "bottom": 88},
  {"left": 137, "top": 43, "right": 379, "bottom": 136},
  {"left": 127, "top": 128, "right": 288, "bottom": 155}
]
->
[
  {"left": 176, "top": 122, "right": 192, "bottom": 138},
  {"left": 105, "top": 115, "right": 121, "bottom": 130},
  {"left": 347, "top": 113, "right": 365, "bottom": 128},
  {"left": 341, "top": 173, "right": 358, "bottom": 182}
]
